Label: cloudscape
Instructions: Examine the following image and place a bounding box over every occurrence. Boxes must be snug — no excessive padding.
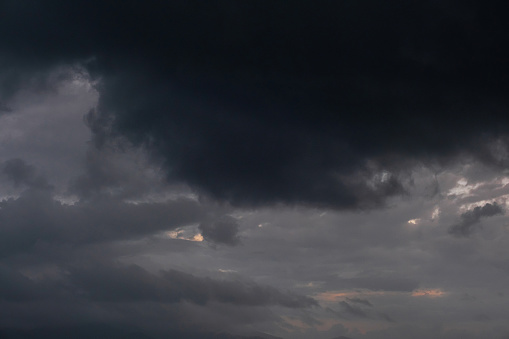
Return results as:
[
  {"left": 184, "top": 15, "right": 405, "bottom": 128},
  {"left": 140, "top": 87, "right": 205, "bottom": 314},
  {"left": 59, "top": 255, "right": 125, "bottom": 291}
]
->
[{"left": 1, "top": 1, "right": 509, "bottom": 338}]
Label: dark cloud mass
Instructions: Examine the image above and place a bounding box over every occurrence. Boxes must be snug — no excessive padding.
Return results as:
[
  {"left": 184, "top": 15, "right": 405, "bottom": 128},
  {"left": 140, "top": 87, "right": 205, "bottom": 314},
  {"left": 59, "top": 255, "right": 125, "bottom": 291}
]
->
[
  {"left": 0, "top": 185, "right": 204, "bottom": 257},
  {"left": 4, "top": 2, "right": 509, "bottom": 338},
  {"left": 70, "top": 262, "right": 317, "bottom": 308},
  {"left": 449, "top": 202, "right": 504, "bottom": 237},
  {"left": 2, "top": 1, "right": 509, "bottom": 208}
]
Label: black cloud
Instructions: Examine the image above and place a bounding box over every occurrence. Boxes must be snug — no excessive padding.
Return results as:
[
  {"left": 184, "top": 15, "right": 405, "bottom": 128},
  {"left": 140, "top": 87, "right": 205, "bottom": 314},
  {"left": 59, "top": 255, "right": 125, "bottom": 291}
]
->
[
  {"left": 449, "top": 202, "right": 504, "bottom": 237},
  {"left": 1, "top": 1, "right": 509, "bottom": 208}
]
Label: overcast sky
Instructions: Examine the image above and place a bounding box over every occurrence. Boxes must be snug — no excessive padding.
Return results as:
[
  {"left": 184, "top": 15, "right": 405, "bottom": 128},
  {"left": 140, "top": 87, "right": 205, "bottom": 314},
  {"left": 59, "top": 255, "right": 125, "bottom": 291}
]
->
[{"left": 2, "top": 1, "right": 509, "bottom": 338}]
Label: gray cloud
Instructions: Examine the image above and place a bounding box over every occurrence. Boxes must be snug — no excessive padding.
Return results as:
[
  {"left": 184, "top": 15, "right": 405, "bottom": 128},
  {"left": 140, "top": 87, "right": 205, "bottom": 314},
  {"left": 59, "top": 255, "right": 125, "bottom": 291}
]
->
[
  {"left": 0, "top": 186, "right": 205, "bottom": 258},
  {"left": 199, "top": 215, "right": 241, "bottom": 246},
  {"left": 69, "top": 262, "right": 316, "bottom": 308},
  {"left": 1, "top": 158, "right": 51, "bottom": 190},
  {"left": 4, "top": 2, "right": 509, "bottom": 338},
  {"left": 333, "top": 276, "right": 419, "bottom": 293},
  {"left": 0, "top": 265, "right": 42, "bottom": 302},
  {"left": 346, "top": 297, "right": 373, "bottom": 307},
  {"left": 449, "top": 203, "right": 504, "bottom": 237},
  {"left": 338, "top": 301, "right": 368, "bottom": 318},
  {"left": 0, "top": 101, "right": 11, "bottom": 114}
]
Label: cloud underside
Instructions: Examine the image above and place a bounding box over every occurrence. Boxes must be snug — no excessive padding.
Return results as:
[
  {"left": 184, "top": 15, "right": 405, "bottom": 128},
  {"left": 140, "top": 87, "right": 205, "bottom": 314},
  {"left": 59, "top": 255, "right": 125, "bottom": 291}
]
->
[
  {"left": 0, "top": 159, "right": 314, "bottom": 338},
  {"left": 2, "top": 1, "right": 509, "bottom": 209},
  {"left": 3, "top": 2, "right": 509, "bottom": 339}
]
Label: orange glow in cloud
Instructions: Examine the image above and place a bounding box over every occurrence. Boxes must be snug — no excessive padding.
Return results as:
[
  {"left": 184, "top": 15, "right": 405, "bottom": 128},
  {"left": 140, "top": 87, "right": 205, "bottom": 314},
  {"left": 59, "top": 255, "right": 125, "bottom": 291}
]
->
[
  {"left": 411, "top": 289, "right": 446, "bottom": 298},
  {"left": 191, "top": 233, "right": 204, "bottom": 242},
  {"left": 316, "top": 288, "right": 447, "bottom": 303},
  {"left": 166, "top": 230, "right": 203, "bottom": 242}
]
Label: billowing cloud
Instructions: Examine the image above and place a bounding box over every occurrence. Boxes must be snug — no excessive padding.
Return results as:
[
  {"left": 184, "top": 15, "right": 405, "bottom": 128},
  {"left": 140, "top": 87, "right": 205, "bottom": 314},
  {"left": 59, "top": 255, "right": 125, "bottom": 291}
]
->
[
  {"left": 4, "top": 2, "right": 509, "bottom": 338},
  {"left": 1, "top": 1, "right": 509, "bottom": 208}
]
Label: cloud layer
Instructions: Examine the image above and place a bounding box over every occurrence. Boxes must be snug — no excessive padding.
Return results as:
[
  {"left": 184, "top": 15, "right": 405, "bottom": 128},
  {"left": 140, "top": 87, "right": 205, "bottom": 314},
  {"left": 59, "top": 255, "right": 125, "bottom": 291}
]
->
[
  {"left": 3, "top": 2, "right": 509, "bottom": 338},
  {"left": 2, "top": 1, "right": 509, "bottom": 208}
]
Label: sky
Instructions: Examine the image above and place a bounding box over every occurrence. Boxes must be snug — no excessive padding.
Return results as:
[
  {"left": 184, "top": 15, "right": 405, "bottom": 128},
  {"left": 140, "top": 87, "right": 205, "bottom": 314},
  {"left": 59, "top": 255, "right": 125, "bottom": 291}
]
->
[{"left": 1, "top": 1, "right": 509, "bottom": 338}]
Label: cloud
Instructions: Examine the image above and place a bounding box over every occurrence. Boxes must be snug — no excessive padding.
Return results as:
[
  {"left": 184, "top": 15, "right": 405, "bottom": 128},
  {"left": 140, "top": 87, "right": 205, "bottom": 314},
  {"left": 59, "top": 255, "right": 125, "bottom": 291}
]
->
[
  {"left": 4, "top": 3, "right": 509, "bottom": 338},
  {"left": 0, "top": 101, "right": 11, "bottom": 114},
  {"left": 0, "top": 258, "right": 313, "bottom": 337},
  {"left": 0, "top": 185, "right": 205, "bottom": 258},
  {"left": 69, "top": 262, "right": 317, "bottom": 308},
  {"left": 199, "top": 215, "right": 241, "bottom": 246},
  {"left": 338, "top": 301, "right": 368, "bottom": 318},
  {"left": 334, "top": 276, "right": 419, "bottom": 293},
  {"left": 0, "top": 325, "right": 283, "bottom": 339},
  {"left": 1, "top": 158, "right": 51, "bottom": 190},
  {"left": 2, "top": 1, "right": 509, "bottom": 208},
  {"left": 346, "top": 297, "right": 373, "bottom": 307},
  {"left": 449, "top": 202, "right": 504, "bottom": 237},
  {"left": 0, "top": 265, "right": 42, "bottom": 301}
]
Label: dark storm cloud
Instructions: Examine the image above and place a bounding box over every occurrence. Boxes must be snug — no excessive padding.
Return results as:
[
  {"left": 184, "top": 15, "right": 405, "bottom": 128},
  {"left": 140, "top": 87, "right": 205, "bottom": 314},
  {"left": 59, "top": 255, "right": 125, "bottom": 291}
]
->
[
  {"left": 0, "top": 185, "right": 204, "bottom": 258},
  {"left": 2, "top": 1, "right": 509, "bottom": 208},
  {"left": 0, "top": 259, "right": 311, "bottom": 338},
  {"left": 199, "top": 215, "right": 241, "bottom": 246},
  {"left": 0, "top": 157, "right": 315, "bottom": 336},
  {"left": 69, "top": 262, "right": 317, "bottom": 308},
  {"left": 449, "top": 202, "right": 503, "bottom": 237},
  {"left": 0, "top": 325, "right": 283, "bottom": 339}
]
